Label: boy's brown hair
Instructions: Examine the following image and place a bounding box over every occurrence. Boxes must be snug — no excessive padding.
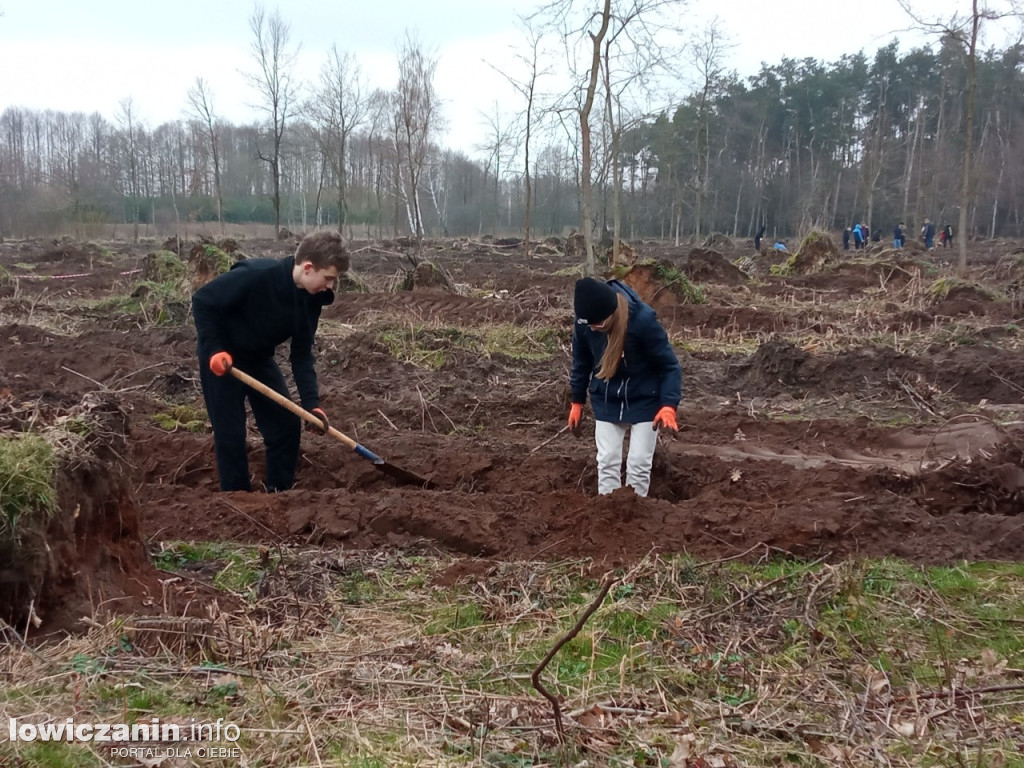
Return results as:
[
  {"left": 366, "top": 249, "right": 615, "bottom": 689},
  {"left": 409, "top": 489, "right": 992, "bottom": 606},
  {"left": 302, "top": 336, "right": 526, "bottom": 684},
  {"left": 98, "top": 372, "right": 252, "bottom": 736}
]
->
[{"left": 295, "top": 231, "right": 350, "bottom": 272}]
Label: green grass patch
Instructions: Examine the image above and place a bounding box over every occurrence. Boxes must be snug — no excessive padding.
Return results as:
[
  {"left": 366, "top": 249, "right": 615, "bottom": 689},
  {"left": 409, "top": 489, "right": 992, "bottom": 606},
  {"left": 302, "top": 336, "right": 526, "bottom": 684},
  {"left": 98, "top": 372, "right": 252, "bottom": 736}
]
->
[
  {"left": 144, "top": 250, "right": 187, "bottom": 281},
  {"left": 336, "top": 568, "right": 385, "bottom": 604},
  {"left": 425, "top": 601, "right": 487, "bottom": 634},
  {"left": 0, "top": 433, "right": 57, "bottom": 543},
  {"left": 151, "top": 404, "right": 207, "bottom": 433},
  {"left": 151, "top": 541, "right": 269, "bottom": 595},
  {"left": 6, "top": 741, "right": 102, "bottom": 768},
  {"left": 3, "top": 551, "right": 1022, "bottom": 766},
  {"left": 92, "top": 279, "right": 191, "bottom": 325}
]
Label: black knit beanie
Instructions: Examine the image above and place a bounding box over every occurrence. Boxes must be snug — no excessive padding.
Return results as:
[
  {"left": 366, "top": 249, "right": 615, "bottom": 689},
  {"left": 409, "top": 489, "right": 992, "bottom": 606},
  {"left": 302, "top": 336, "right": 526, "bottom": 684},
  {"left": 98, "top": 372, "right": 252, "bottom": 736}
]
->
[{"left": 574, "top": 277, "right": 618, "bottom": 325}]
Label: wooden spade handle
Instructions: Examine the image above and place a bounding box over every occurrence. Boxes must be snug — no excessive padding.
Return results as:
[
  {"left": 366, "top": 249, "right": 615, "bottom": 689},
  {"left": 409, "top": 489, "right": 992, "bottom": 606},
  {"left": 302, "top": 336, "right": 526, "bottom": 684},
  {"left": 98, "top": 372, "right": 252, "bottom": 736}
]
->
[{"left": 229, "top": 366, "right": 358, "bottom": 451}]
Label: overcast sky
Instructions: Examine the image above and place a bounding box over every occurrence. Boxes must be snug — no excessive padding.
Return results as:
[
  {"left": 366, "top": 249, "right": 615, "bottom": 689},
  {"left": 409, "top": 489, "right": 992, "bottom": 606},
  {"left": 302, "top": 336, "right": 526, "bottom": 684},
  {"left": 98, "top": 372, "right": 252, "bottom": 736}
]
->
[{"left": 0, "top": 0, "right": 1010, "bottom": 158}]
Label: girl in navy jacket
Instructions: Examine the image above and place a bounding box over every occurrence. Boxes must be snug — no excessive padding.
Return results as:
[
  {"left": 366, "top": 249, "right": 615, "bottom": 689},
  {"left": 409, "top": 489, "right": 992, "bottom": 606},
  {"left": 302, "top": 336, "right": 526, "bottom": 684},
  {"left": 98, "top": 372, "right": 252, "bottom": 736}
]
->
[{"left": 568, "top": 277, "right": 681, "bottom": 496}]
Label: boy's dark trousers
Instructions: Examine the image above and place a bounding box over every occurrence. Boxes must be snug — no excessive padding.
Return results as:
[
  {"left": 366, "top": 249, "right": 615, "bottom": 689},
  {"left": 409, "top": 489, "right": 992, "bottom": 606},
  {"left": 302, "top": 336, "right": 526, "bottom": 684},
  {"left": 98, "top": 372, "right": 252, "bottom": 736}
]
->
[{"left": 198, "top": 352, "right": 301, "bottom": 492}]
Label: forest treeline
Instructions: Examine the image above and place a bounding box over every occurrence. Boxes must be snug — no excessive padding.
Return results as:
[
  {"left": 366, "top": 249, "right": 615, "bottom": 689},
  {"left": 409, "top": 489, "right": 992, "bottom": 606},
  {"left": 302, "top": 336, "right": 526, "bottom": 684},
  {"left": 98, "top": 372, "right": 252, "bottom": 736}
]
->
[{"left": 1, "top": 35, "right": 1022, "bottom": 244}]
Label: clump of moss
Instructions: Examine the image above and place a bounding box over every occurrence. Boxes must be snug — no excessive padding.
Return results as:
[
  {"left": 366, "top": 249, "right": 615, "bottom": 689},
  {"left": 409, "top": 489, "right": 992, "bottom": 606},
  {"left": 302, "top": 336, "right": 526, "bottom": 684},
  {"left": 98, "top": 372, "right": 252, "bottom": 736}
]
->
[
  {"left": 652, "top": 261, "right": 706, "bottom": 304},
  {"left": 142, "top": 250, "right": 187, "bottom": 282},
  {"left": 608, "top": 263, "right": 632, "bottom": 280},
  {"left": 0, "top": 434, "right": 57, "bottom": 544},
  {"left": 798, "top": 230, "right": 833, "bottom": 250},
  {"left": 202, "top": 245, "right": 236, "bottom": 275},
  {"left": 614, "top": 259, "right": 706, "bottom": 304},
  {"left": 187, "top": 242, "right": 238, "bottom": 285},
  {"left": 152, "top": 405, "right": 207, "bottom": 433}
]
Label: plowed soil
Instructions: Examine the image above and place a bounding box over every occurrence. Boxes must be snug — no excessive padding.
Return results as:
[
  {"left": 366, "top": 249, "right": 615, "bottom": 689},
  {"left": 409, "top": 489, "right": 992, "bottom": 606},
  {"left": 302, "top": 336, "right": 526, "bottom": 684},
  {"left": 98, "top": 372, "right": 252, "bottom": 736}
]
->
[{"left": 3, "top": 233, "right": 1023, "bottom": 631}]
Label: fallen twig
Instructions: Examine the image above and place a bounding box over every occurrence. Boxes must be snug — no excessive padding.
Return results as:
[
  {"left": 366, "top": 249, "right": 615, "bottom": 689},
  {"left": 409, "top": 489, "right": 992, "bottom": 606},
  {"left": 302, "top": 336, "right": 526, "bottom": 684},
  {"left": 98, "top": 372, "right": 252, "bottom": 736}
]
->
[
  {"left": 899, "top": 682, "right": 1024, "bottom": 701},
  {"left": 529, "top": 424, "right": 569, "bottom": 454},
  {"left": 531, "top": 574, "right": 617, "bottom": 743},
  {"left": 702, "top": 553, "right": 830, "bottom": 621}
]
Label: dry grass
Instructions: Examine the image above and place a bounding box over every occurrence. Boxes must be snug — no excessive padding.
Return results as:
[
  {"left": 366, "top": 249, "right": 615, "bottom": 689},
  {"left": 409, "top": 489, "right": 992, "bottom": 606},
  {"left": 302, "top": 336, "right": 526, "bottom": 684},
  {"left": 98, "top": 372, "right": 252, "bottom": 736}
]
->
[
  {"left": 2, "top": 548, "right": 1022, "bottom": 767},
  {"left": 3, "top": 243, "right": 1024, "bottom": 767}
]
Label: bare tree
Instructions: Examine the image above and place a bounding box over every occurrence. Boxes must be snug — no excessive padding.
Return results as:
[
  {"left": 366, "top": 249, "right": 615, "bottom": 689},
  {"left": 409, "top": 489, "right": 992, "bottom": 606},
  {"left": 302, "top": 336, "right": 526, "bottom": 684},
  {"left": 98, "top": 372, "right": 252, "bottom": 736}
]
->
[
  {"left": 898, "top": 0, "right": 1024, "bottom": 274},
  {"left": 305, "top": 45, "right": 368, "bottom": 235},
  {"left": 533, "top": 0, "right": 685, "bottom": 275},
  {"left": 687, "top": 21, "right": 727, "bottom": 243},
  {"left": 245, "top": 4, "right": 299, "bottom": 238},
  {"left": 366, "top": 88, "right": 394, "bottom": 239},
  {"left": 577, "top": 0, "right": 609, "bottom": 275},
  {"left": 394, "top": 32, "right": 441, "bottom": 260},
  {"left": 478, "top": 104, "right": 519, "bottom": 237},
  {"left": 496, "top": 19, "right": 550, "bottom": 259},
  {"left": 117, "top": 98, "right": 141, "bottom": 243},
  {"left": 187, "top": 77, "right": 224, "bottom": 234}
]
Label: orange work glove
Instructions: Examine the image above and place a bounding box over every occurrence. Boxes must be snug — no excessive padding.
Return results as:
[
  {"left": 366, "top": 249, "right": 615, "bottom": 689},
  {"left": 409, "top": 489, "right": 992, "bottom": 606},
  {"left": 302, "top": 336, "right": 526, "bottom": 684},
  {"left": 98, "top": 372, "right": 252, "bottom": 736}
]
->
[
  {"left": 567, "top": 403, "right": 584, "bottom": 432},
  {"left": 307, "top": 407, "right": 330, "bottom": 435},
  {"left": 653, "top": 406, "right": 678, "bottom": 431},
  {"left": 209, "top": 351, "right": 233, "bottom": 376}
]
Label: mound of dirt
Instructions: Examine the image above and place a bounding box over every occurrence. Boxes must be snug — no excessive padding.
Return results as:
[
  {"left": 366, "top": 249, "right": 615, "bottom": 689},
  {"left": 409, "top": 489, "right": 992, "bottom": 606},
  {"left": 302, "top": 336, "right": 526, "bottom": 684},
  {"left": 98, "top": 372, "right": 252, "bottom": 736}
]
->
[
  {"left": 187, "top": 241, "right": 239, "bottom": 290},
  {"left": 929, "top": 282, "right": 1002, "bottom": 317},
  {"left": 565, "top": 233, "right": 586, "bottom": 263},
  {"left": 701, "top": 233, "right": 735, "bottom": 250},
  {"left": 678, "top": 248, "right": 748, "bottom": 286},
  {"left": 402, "top": 260, "right": 456, "bottom": 292},
  {"left": 787, "top": 230, "right": 839, "bottom": 274},
  {"left": 0, "top": 394, "right": 213, "bottom": 635},
  {"left": 161, "top": 236, "right": 184, "bottom": 256},
  {"left": 740, "top": 339, "right": 809, "bottom": 394},
  {"left": 606, "top": 241, "right": 637, "bottom": 268},
  {"left": 617, "top": 261, "right": 701, "bottom": 317},
  {"left": 141, "top": 250, "right": 186, "bottom": 282}
]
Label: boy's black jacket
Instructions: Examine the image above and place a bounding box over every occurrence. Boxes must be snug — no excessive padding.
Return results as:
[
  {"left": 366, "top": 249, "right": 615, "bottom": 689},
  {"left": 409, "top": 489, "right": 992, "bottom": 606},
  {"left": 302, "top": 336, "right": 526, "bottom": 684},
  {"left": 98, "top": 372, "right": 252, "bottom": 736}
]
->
[{"left": 192, "top": 256, "right": 334, "bottom": 409}]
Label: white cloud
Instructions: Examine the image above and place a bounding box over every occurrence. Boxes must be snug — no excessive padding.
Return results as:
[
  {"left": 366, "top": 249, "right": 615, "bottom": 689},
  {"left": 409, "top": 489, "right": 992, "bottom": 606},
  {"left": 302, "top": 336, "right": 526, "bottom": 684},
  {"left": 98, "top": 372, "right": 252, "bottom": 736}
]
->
[{"left": 0, "top": 0, "right": 1017, "bottom": 155}]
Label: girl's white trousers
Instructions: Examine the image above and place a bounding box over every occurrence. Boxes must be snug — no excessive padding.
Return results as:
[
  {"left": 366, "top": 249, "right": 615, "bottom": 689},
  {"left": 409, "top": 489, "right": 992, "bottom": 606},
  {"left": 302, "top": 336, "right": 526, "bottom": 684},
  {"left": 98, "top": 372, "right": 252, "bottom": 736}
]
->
[{"left": 594, "top": 420, "right": 658, "bottom": 497}]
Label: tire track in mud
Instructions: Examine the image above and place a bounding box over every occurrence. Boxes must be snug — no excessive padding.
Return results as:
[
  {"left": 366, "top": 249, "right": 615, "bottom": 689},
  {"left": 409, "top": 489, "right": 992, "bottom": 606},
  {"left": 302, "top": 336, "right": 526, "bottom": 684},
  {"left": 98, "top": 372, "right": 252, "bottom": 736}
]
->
[{"left": 675, "top": 419, "right": 1008, "bottom": 474}]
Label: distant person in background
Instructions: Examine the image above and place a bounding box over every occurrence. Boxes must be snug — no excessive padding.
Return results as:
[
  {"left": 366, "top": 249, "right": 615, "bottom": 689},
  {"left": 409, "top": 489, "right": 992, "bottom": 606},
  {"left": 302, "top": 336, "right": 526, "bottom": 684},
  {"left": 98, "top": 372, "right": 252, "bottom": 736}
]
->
[
  {"left": 893, "top": 222, "right": 905, "bottom": 249},
  {"left": 872, "top": 228, "right": 882, "bottom": 243},
  {"left": 852, "top": 223, "right": 864, "bottom": 250},
  {"left": 942, "top": 222, "right": 954, "bottom": 248},
  {"left": 922, "top": 218, "right": 936, "bottom": 249},
  {"left": 568, "top": 277, "right": 681, "bottom": 497},
  {"left": 842, "top": 227, "right": 851, "bottom": 251},
  {"left": 755, "top": 224, "right": 766, "bottom": 252}
]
